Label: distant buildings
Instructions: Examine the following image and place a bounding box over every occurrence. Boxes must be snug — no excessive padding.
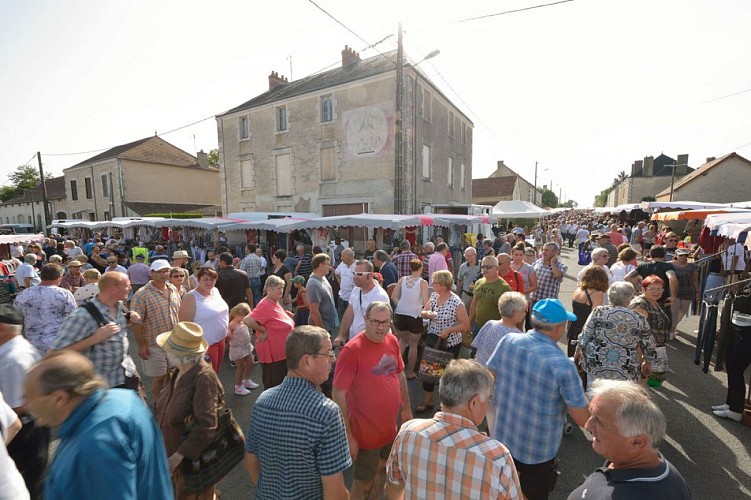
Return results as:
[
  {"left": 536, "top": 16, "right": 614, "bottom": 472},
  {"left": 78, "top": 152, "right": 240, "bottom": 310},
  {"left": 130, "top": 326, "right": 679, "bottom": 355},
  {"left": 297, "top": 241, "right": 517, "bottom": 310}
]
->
[
  {"left": 655, "top": 152, "right": 751, "bottom": 203},
  {"left": 605, "top": 153, "right": 692, "bottom": 206},
  {"left": 471, "top": 160, "right": 540, "bottom": 207},
  {"left": 216, "top": 45, "right": 473, "bottom": 231}
]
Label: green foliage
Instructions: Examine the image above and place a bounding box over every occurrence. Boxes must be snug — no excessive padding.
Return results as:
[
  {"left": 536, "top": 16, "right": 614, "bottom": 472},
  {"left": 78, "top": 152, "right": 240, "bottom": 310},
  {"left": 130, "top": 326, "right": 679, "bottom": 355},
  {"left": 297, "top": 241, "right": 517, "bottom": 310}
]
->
[
  {"left": 0, "top": 165, "right": 54, "bottom": 202},
  {"left": 559, "top": 199, "right": 578, "bottom": 208},
  {"left": 540, "top": 188, "right": 559, "bottom": 208},
  {"left": 143, "top": 213, "right": 202, "bottom": 219},
  {"left": 641, "top": 196, "right": 655, "bottom": 202},
  {"left": 208, "top": 149, "right": 219, "bottom": 167}
]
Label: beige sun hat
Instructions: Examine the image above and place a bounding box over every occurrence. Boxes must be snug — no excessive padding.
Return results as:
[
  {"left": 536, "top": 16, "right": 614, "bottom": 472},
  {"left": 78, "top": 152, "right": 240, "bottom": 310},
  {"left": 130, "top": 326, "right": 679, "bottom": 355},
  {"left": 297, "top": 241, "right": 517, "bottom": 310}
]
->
[{"left": 156, "top": 322, "right": 207, "bottom": 355}]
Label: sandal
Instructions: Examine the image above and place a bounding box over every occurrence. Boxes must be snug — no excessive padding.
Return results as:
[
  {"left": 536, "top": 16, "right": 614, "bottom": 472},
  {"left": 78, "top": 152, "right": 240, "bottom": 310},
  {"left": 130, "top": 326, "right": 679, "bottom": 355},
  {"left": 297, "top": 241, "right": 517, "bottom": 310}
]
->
[
  {"left": 406, "top": 373, "right": 417, "bottom": 380},
  {"left": 415, "top": 403, "right": 433, "bottom": 413}
]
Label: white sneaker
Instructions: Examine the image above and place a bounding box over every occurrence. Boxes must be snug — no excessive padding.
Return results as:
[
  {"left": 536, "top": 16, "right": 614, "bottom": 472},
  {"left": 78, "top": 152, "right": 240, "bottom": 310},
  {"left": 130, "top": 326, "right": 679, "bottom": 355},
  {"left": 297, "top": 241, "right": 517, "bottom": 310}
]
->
[
  {"left": 243, "top": 379, "right": 260, "bottom": 390},
  {"left": 713, "top": 409, "right": 742, "bottom": 422},
  {"left": 711, "top": 403, "right": 730, "bottom": 411},
  {"left": 234, "top": 385, "right": 252, "bottom": 396}
]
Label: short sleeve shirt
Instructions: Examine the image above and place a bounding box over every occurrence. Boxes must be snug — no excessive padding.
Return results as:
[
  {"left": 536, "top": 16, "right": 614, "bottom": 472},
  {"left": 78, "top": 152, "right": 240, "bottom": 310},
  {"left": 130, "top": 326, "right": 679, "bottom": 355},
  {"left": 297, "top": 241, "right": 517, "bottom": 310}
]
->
[
  {"left": 473, "top": 278, "right": 512, "bottom": 327},
  {"left": 306, "top": 275, "right": 338, "bottom": 332}
]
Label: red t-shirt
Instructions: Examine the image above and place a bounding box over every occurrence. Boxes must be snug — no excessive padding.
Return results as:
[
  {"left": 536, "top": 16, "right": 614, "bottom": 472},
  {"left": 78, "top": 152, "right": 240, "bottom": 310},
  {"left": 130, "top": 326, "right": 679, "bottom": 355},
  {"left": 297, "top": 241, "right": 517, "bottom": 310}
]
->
[
  {"left": 249, "top": 297, "right": 295, "bottom": 364},
  {"left": 333, "top": 332, "right": 404, "bottom": 450},
  {"left": 500, "top": 269, "right": 524, "bottom": 294}
]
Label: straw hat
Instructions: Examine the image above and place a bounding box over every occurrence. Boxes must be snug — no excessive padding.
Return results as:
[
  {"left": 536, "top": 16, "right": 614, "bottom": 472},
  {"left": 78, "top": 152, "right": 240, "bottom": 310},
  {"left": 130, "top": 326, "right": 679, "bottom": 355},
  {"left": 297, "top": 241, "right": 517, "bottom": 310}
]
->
[{"left": 156, "top": 322, "right": 207, "bottom": 355}]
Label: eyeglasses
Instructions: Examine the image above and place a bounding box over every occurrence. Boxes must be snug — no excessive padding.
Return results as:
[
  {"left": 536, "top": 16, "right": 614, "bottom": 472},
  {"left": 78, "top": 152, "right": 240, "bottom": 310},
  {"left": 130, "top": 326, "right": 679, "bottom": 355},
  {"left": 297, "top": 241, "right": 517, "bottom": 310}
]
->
[
  {"left": 107, "top": 261, "right": 117, "bottom": 264},
  {"left": 354, "top": 272, "right": 372, "bottom": 277},
  {"left": 309, "top": 350, "right": 336, "bottom": 358},
  {"left": 481, "top": 265, "right": 497, "bottom": 270},
  {"left": 667, "top": 239, "right": 679, "bottom": 243},
  {"left": 367, "top": 318, "right": 391, "bottom": 327},
  {"left": 645, "top": 287, "right": 664, "bottom": 292}
]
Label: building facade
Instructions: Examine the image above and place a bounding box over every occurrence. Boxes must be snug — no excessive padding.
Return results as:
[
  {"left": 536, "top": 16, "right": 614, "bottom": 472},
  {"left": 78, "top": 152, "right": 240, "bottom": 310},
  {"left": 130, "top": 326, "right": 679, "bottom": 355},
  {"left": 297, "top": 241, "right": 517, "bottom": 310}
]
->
[
  {"left": 656, "top": 152, "right": 751, "bottom": 202},
  {"left": 472, "top": 160, "right": 540, "bottom": 207},
  {"left": 606, "top": 153, "right": 691, "bottom": 206},
  {"left": 0, "top": 176, "right": 67, "bottom": 232},
  {"left": 216, "top": 46, "right": 473, "bottom": 222}
]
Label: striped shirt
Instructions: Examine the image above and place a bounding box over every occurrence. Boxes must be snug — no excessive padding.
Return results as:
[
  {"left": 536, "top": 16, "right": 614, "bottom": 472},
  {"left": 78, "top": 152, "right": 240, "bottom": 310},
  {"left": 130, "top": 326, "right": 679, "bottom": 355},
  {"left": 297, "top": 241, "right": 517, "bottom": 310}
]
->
[
  {"left": 246, "top": 376, "right": 352, "bottom": 499},
  {"left": 130, "top": 282, "right": 181, "bottom": 346},
  {"left": 393, "top": 251, "right": 418, "bottom": 279},
  {"left": 386, "top": 412, "right": 521, "bottom": 499},
  {"left": 530, "top": 258, "right": 567, "bottom": 302},
  {"left": 239, "top": 253, "right": 262, "bottom": 279}
]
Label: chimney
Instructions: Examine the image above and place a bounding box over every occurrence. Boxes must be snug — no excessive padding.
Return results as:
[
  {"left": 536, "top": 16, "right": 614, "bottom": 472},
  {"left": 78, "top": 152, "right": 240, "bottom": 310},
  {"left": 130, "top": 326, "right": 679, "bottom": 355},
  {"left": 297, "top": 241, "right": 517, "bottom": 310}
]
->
[
  {"left": 631, "top": 160, "right": 643, "bottom": 177},
  {"left": 643, "top": 156, "right": 654, "bottom": 177},
  {"left": 705, "top": 156, "right": 716, "bottom": 164},
  {"left": 489, "top": 160, "right": 506, "bottom": 178},
  {"left": 676, "top": 154, "right": 689, "bottom": 174},
  {"left": 197, "top": 150, "right": 209, "bottom": 169},
  {"left": 341, "top": 45, "right": 361, "bottom": 67},
  {"left": 268, "top": 71, "right": 288, "bottom": 90}
]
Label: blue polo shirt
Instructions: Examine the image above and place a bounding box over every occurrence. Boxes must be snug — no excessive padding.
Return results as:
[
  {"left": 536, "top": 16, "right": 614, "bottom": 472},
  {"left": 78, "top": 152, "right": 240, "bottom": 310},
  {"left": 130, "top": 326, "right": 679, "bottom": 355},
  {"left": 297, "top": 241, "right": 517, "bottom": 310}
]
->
[
  {"left": 246, "top": 376, "right": 352, "bottom": 499},
  {"left": 45, "top": 389, "right": 173, "bottom": 500},
  {"left": 486, "top": 330, "right": 588, "bottom": 464}
]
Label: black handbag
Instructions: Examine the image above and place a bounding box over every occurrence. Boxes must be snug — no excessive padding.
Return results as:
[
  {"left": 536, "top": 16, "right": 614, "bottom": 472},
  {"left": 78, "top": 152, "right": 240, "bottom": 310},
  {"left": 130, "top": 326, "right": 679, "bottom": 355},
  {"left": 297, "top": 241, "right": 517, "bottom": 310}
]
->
[{"left": 179, "top": 398, "right": 245, "bottom": 492}]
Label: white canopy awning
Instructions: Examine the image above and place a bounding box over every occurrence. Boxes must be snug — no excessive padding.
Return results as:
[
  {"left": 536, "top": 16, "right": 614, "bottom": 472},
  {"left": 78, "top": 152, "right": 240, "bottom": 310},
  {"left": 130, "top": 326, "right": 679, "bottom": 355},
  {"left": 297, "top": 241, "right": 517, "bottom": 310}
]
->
[
  {"left": 491, "top": 200, "right": 549, "bottom": 218},
  {"left": 222, "top": 218, "right": 309, "bottom": 232},
  {"left": 157, "top": 217, "right": 243, "bottom": 229},
  {"left": 640, "top": 201, "right": 728, "bottom": 212},
  {"left": 292, "top": 214, "right": 424, "bottom": 231}
]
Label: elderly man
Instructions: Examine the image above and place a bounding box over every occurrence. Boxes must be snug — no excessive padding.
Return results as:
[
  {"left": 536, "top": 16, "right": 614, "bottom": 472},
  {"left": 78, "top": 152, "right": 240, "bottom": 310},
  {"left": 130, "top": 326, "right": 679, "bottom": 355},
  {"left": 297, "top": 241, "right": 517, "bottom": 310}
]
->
[
  {"left": 498, "top": 253, "right": 524, "bottom": 294},
  {"left": 456, "top": 246, "right": 480, "bottom": 312},
  {"left": 598, "top": 234, "right": 619, "bottom": 268},
  {"left": 130, "top": 259, "right": 181, "bottom": 397},
  {"left": 50, "top": 272, "right": 140, "bottom": 391},
  {"left": 576, "top": 248, "right": 614, "bottom": 285},
  {"left": 569, "top": 380, "right": 690, "bottom": 499},
  {"left": 486, "top": 299, "right": 589, "bottom": 500},
  {"left": 239, "top": 244, "right": 263, "bottom": 306},
  {"left": 23, "top": 351, "right": 173, "bottom": 500},
  {"left": 60, "top": 259, "right": 85, "bottom": 292},
  {"left": 469, "top": 255, "right": 512, "bottom": 331},
  {"left": 334, "top": 248, "right": 356, "bottom": 319},
  {"left": 333, "top": 302, "right": 412, "bottom": 499},
  {"left": 0, "top": 305, "right": 47, "bottom": 499},
  {"left": 170, "top": 250, "right": 192, "bottom": 290},
  {"left": 335, "top": 260, "right": 390, "bottom": 346},
  {"left": 363, "top": 238, "right": 378, "bottom": 262},
  {"left": 385, "top": 359, "right": 521, "bottom": 499},
  {"left": 14, "top": 264, "right": 77, "bottom": 354},
  {"left": 531, "top": 242, "right": 567, "bottom": 304},
  {"left": 373, "top": 250, "right": 398, "bottom": 290},
  {"left": 244, "top": 326, "right": 351, "bottom": 499},
  {"left": 608, "top": 224, "right": 626, "bottom": 246},
  {"left": 392, "top": 240, "right": 418, "bottom": 279},
  {"left": 15, "top": 254, "right": 41, "bottom": 290},
  {"left": 427, "top": 242, "right": 450, "bottom": 287}
]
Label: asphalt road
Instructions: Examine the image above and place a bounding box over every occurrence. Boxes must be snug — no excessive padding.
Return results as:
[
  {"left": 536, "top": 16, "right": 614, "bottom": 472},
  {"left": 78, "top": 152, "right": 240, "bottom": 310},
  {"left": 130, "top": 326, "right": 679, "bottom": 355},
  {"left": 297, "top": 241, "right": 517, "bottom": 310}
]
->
[{"left": 138, "top": 245, "right": 750, "bottom": 499}]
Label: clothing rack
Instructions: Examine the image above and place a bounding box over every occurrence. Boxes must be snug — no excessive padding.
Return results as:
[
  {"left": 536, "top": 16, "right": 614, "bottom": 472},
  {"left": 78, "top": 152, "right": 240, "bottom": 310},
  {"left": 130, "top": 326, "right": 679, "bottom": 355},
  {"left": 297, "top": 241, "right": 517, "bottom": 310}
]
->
[{"left": 703, "top": 277, "right": 751, "bottom": 296}]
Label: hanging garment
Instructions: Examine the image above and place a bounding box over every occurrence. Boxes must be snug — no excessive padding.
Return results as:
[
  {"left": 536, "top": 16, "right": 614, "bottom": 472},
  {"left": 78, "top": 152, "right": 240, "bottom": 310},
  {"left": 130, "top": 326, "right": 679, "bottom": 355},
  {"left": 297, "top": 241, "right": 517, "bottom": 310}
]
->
[{"left": 695, "top": 301, "right": 718, "bottom": 373}]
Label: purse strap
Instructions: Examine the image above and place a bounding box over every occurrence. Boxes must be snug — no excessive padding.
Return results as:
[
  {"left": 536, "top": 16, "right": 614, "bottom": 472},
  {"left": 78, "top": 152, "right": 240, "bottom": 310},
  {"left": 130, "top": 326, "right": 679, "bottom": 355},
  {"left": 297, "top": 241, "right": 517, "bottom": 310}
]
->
[{"left": 183, "top": 368, "right": 225, "bottom": 430}]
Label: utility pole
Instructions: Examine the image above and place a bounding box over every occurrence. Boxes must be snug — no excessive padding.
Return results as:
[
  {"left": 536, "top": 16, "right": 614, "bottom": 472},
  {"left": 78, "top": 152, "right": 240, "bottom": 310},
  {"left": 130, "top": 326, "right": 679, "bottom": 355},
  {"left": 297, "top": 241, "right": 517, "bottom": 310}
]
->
[
  {"left": 533, "top": 161, "right": 538, "bottom": 205},
  {"left": 666, "top": 163, "right": 687, "bottom": 202},
  {"left": 394, "top": 23, "right": 404, "bottom": 214},
  {"left": 36, "top": 152, "right": 51, "bottom": 231}
]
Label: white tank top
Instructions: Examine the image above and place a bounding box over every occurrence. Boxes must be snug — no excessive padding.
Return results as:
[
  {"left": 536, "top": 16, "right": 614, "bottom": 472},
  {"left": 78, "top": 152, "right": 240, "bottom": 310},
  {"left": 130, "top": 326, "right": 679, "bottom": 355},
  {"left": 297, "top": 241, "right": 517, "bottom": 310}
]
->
[
  {"left": 395, "top": 276, "right": 424, "bottom": 318},
  {"left": 189, "top": 288, "right": 229, "bottom": 345}
]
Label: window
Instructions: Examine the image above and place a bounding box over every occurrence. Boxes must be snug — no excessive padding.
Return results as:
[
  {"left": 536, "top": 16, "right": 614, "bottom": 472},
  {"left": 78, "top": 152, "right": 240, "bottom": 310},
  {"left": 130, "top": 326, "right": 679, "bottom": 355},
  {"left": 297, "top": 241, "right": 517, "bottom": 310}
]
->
[
  {"left": 103, "top": 211, "right": 110, "bottom": 221},
  {"left": 422, "top": 145, "right": 431, "bottom": 179},
  {"left": 424, "top": 92, "right": 433, "bottom": 122},
  {"left": 448, "top": 111, "right": 454, "bottom": 137},
  {"left": 84, "top": 177, "right": 93, "bottom": 199},
  {"left": 240, "top": 158, "right": 253, "bottom": 188},
  {"left": 321, "top": 95, "right": 334, "bottom": 122},
  {"left": 239, "top": 115, "right": 250, "bottom": 140},
  {"left": 27, "top": 215, "right": 32, "bottom": 224},
  {"left": 461, "top": 123, "right": 467, "bottom": 145},
  {"left": 447, "top": 157, "right": 453, "bottom": 187},
  {"left": 460, "top": 163, "right": 466, "bottom": 190},
  {"left": 36, "top": 214, "right": 41, "bottom": 229},
  {"left": 275, "top": 153, "right": 292, "bottom": 196},
  {"left": 70, "top": 180, "right": 78, "bottom": 201},
  {"left": 101, "top": 174, "right": 109, "bottom": 197},
  {"left": 276, "top": 106, "right": 288, "bottom": 132},
  {"left": 320, "top": 146, "right": 336, "bottom": 181}
]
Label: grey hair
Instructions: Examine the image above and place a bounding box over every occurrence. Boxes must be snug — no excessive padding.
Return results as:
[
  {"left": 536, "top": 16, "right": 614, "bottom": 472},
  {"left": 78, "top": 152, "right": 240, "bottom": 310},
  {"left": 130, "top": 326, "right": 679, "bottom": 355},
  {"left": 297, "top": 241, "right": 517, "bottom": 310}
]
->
[
  {"left": 498, "top": 291, "right": 527, "bottom": 318},
  {"left": 165, "top": 351, "right": 204, "bottom": 366},
  {"left": 544, "top": 242, "right": 560, "bottom": 252},
  {"left": 530, "top": 316, "right": 562, "bottom": 331},
  {"left": 286, "top": 325, "right": 330, "bottom": 370},
  {"left": 24, "top": 253, "right": 37, "bottom": 264},
  {"left": 423, "top": 242, "right": 435, "bottom": 251},
  {"left": 31, "top": 351, "right": 107, "bottom": 396},
  {"left": 591, "top": 248, "right": 609, "bottom": 260},
  {"left": 439, "top": 359, "right": 495, "bottom": 407},
  {"left": 264, "top": 275, "right": 285, "bottom": 293},
  {"left": 366, "top": 301, "right": 392, "bottom": 318},
  {"left": 374, "top": 250, "right": 390, "bottom": 263},
  {"left": 588, "top": 379, "right": 666, "bottom": 449},
  {"left": 608, "top": 282, "right": 635, "bottom": 307}
]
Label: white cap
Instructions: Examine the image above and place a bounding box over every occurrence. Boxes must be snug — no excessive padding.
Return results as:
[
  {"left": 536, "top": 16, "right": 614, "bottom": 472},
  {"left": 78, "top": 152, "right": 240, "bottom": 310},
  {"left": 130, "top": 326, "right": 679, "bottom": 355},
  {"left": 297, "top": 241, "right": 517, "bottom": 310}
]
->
[{"left": 150, "top": 259, "right": 171, "bottom": 272}]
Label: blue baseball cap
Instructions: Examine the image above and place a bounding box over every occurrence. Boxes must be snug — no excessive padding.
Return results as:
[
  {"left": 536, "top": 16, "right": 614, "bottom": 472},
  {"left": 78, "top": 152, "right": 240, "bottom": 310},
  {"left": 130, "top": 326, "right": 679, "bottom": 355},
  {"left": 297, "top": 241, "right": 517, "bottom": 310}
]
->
[{"left": 532, "top": 299, "right": 577, "bottom": 324}]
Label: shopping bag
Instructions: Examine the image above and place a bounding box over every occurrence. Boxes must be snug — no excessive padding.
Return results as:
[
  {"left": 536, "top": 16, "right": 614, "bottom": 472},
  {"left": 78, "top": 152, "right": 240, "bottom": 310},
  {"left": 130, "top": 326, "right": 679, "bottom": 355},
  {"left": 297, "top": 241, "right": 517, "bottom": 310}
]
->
[{"left": 417, "top": 341, "right": 453, "bottom": 384}]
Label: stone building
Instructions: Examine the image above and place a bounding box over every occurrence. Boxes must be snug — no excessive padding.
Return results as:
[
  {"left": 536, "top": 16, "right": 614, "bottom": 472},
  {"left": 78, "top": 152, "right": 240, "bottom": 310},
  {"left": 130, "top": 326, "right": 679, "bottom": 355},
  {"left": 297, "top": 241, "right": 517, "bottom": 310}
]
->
[
  {"left": 606, "top": 153, "right": 692, "bottom": 206},
  {"left": 63, "top": 136, "right": 221, "bottom": 220},
  {"left": 216, "top": 46, "right": 473, "bottom": 225},
  {"left": 472, "top": 160, "right": 540, "bottom": 207},
  {"left": 655, "top": 152, "right": 751, "bottom": 202},
  {"left": 0, "top": 176, "right": 67, "bottom": 231}
]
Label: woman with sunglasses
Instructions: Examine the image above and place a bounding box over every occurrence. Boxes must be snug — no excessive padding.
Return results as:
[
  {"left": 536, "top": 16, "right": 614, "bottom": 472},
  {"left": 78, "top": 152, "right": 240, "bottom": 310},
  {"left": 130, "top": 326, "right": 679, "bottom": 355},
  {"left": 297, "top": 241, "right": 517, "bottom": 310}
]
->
[
  {"left": 415, "top": 270, "right": 469, "bottom": 413},
  {"left": 631, "top": 275, "right": 671, "bottom": 386},
  {"left": 670, "top": 248, "right": 699, "bottom": 340}
]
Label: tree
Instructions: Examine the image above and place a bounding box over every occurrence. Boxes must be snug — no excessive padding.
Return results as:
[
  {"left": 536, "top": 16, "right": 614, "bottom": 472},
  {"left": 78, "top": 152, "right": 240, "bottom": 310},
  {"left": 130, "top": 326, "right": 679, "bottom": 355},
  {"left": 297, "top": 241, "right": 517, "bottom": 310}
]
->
[
  {"left": 540, "top": 188, "right": 559, "bottom": 208},
  {"left": 559, "top": 199, "right": 578, "bottom": 208},
  {"left": 208, "top": 149, "right": 219, "bottom": 167},
  {"left": 0, "top": 164, "right": 54, "bottom": 202}
]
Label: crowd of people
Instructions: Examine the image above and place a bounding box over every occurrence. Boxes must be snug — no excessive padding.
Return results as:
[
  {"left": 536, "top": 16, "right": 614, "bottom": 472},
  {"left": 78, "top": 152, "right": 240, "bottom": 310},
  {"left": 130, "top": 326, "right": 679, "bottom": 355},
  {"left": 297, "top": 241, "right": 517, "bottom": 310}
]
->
[{"left": 5, "top": 210, "right": 750, "bottom": 499}]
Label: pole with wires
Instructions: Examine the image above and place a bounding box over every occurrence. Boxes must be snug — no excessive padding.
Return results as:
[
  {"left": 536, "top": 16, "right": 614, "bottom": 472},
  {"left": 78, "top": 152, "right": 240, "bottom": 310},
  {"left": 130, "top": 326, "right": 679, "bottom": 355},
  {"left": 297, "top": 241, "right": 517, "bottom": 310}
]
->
[{"left": 37, "top": 152, "right": 51, "bottom": 230}]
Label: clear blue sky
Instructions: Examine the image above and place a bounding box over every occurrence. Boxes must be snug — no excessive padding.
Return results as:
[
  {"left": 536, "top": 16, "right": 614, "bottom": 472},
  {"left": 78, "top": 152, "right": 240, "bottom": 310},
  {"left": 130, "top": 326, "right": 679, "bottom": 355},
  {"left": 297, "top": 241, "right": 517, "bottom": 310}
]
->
[{"left": 2, "top": 0, "right": 750, "bottom": 206}]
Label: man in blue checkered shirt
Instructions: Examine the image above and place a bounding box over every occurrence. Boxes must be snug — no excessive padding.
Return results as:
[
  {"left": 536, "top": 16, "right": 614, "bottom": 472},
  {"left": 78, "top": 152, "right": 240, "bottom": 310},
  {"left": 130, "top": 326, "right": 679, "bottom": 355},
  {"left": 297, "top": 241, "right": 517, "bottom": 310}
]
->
[{"left": 486, "top": 298, "right": 589, "bottom": 500}]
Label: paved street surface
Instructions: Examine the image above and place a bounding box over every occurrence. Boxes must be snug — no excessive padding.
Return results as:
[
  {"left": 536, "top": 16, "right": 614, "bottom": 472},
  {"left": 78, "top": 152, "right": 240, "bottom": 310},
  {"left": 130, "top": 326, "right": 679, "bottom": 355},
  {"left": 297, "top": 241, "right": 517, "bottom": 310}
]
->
[{"left": 131, "top": 245, "right": 750, "bottom": 499}]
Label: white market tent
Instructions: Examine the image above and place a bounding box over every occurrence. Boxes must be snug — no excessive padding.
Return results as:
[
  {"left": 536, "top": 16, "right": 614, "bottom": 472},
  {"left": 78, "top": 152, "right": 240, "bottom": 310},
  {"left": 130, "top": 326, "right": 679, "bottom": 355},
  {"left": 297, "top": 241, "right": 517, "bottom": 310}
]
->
[
  {"left": 491, "top": 200, "right": 549, "bottom": 219},
  {"left": 639, "top": 201, "right": 728, "bottom": 212}
]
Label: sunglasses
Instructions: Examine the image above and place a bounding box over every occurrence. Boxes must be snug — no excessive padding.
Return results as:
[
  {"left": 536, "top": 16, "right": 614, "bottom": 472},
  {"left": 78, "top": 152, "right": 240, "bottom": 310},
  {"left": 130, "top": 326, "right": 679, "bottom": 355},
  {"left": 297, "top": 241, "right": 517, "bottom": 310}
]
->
[
  {"left": 354, "top": 272, "right": 372, "bottom": 277},
  {"left": 481, "top": 265, "right": 497, "bottom": 270}
]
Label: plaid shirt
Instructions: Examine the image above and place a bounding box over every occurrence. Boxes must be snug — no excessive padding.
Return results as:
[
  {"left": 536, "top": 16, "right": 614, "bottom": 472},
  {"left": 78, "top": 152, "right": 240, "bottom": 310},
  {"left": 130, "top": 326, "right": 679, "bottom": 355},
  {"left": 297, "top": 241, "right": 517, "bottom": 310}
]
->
[
  {"left": 530, "top": 258, "right": 567, "bottom": 302},
  {"left": 130, "top": 282, "right": 181, "bottom": 346},
  {"left": 387, "top": 412, "right": 521, "bottom": 499},
  {"left": 486, "top": 331, "right": 587, "bottom": 464},
  {"left": 393, "top": 251, "right": 418, "bottom": 279},
  {"left": 51, "top": 298, "right": 135, "bottom": 387},
  {"left": 239, "top": 253, "right": 262, "bottom": 279}
]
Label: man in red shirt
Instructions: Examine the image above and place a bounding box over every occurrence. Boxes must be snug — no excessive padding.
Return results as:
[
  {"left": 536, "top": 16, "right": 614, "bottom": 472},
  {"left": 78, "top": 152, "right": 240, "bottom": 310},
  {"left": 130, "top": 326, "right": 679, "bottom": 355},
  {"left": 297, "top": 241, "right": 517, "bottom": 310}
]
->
[
  {"left": 608, "top": 224, "right": 626, "bottom": 246},
  {"left": 497, "top": 253, "right": 524, "bottom": 294},
  {"left": 332, "top": 301, "right": 412, "bottom": 499}
]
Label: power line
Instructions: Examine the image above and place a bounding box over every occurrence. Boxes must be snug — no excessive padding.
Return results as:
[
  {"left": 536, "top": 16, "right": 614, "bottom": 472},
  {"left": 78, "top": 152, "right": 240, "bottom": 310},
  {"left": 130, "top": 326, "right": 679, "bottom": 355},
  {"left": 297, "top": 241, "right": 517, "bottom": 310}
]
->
[
  {"left": 455, "top": 0, "right": 575, "bottom": 23},
  {"left": 696, "top": 87, "right": 751, "bottom": 106}
]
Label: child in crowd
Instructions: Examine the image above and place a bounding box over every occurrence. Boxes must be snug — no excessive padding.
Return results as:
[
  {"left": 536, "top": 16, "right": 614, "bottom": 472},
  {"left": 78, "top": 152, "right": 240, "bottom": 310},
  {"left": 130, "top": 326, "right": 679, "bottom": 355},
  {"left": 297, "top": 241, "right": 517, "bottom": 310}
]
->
[
  {"left": 292, "top": 276, "right": 309, "bottom": 326},
  {"left": 228, "top": 303, "right": 260, "bottom": 395}
]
